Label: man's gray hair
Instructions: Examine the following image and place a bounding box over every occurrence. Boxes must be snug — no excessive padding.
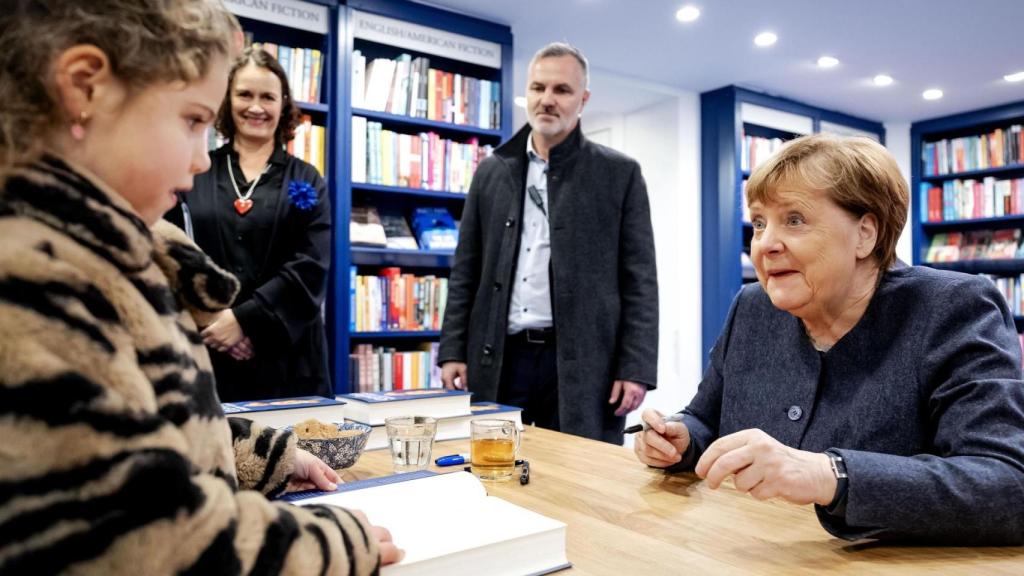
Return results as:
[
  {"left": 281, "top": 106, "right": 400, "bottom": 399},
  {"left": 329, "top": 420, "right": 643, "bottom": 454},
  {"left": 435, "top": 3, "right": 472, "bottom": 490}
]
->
[{"left": 529, "top": 42, "right": 589, "bottom": 89}]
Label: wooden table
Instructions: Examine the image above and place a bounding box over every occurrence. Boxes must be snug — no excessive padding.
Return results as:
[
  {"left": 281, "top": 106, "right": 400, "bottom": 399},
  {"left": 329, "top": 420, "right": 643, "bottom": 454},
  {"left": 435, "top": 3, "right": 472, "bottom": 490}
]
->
[{"left": 341, "top": 426, "right": 1023, "bottom": 575}]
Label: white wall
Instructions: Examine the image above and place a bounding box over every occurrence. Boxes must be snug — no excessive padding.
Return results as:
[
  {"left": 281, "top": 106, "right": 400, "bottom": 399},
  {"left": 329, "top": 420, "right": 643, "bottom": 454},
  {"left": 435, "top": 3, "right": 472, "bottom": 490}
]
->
[
  {"left": 884, "top": 123, "right": 914, "bottom": 264},
  {"left": 584, "top": 91, "right": 704, "bottom": 445}
]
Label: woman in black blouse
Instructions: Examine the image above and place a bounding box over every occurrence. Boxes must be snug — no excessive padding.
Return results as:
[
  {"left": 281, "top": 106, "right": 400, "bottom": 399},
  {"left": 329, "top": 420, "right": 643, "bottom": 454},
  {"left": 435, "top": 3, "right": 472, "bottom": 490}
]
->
[{"left": 168, "top": 47, "right": 331, "bottom": 402}]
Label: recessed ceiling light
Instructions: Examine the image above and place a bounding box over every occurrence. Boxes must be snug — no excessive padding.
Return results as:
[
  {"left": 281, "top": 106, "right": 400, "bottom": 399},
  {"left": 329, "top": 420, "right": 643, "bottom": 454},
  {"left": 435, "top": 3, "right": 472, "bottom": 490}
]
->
[
  {"left": 922, "top": 88, "right": 944, "bottom": 100},
  {"left": 676, "top": 5, "right": 700, "bottom": 22},
  {"left": 817, "top": 56, "right": 839, "bottom": 68},
  {"left": 754, "top": 31, "right": 777, "bottom": 47},
  {"left": 873, "top": 74, "right": 894, "bottom": 87},
  {"left": 514, "top": 96, "right": 527, "bottom": 108},
  {"left": 1005, "top": 71, "right": 1024, "bottom": 83}
]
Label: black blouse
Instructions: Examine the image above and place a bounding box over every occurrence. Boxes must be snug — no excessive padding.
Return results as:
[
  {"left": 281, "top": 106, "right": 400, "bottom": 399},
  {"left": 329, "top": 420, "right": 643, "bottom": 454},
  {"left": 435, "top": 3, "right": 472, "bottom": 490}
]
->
[{"left": 167, "top": 143, "right": 333, "bottom": 402}]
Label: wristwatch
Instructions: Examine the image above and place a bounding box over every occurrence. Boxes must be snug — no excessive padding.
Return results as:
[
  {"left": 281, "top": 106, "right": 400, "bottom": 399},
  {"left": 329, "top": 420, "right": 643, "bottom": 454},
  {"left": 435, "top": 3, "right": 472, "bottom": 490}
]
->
[{"left": 824, "top": 449, "right": 848, "bottom": 511}]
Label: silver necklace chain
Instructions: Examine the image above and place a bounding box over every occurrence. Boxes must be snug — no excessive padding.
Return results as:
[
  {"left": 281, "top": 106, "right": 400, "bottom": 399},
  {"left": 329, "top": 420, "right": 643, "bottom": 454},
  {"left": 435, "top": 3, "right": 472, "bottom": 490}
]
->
[{"left": 227, "top": 157, "right": 269, "bottom": 201}]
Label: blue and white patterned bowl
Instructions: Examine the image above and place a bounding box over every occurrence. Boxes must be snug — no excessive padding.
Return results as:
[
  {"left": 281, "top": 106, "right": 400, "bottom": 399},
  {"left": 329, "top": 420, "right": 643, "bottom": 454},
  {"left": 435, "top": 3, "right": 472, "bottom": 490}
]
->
[{"left": 291, "top": 422, "right": 372, "bottom": 469}]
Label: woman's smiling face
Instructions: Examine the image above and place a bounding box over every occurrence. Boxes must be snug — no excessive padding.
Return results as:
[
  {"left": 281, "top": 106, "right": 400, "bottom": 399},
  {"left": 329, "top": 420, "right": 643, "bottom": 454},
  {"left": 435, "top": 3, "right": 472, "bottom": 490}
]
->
[{"left": 229, "top": 63, "right": 282, "bottom": 145}]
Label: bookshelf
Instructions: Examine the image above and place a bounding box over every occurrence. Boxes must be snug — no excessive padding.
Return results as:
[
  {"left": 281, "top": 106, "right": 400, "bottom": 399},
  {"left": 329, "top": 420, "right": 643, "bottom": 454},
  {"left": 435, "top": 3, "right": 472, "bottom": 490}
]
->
[
  {"left": 700, "top": 86, "right": 885, "bottom": 364},
  {"left": 910, "top": 100, "right": 1024, "bottom": 331},
  {"left": 226, "top": 0, "right": 338, "bottom": 174},
  {"left": 333, "top": 0, "right": 513, "bottom": 393}
]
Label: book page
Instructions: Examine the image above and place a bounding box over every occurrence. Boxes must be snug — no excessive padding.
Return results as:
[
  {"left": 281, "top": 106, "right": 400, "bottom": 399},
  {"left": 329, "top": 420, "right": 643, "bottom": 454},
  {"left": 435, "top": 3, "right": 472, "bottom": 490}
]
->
[{"left": 297, "top": 472, "right": 565, "bottom": 565}]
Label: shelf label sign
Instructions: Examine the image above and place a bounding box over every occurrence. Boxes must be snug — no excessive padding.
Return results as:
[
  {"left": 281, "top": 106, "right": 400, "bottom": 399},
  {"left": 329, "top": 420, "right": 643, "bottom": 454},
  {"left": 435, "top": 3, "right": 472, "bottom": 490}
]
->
[
  {"left": 352, "top": 10, "right": 501, "bottom": 69},
  {"left": 223, "top": 0, "right": 328, "bottom": 34}
]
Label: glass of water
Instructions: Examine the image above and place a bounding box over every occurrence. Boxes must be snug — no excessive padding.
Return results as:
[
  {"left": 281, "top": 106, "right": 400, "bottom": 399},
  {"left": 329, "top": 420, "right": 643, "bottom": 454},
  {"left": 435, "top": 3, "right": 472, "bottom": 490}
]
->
[{"left": 384, "top": 416, "right": 437, "bottom": 473}]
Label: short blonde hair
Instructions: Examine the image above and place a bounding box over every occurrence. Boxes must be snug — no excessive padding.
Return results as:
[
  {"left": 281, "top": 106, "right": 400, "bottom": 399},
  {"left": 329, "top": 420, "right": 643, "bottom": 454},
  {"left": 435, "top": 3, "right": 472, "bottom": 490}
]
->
[
  {"left": 0, "top": 0, "right": 240, "bottom": 168},
  {"left": 746, "top": 133, "right": 908, "bottom": 271}
]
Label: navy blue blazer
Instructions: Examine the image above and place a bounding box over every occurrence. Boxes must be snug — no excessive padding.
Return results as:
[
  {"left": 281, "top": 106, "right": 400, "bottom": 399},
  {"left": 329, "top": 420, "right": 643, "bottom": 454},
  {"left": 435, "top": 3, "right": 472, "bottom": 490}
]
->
[{"left": 675, "top": 265, "right": 1024, "bottom": 544}]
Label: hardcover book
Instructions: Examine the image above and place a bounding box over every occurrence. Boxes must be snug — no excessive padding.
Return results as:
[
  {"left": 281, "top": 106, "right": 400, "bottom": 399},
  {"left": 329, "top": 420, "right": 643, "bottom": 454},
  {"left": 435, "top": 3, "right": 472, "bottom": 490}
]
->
[
  {"left": 337, "top": 388, "right": 471, "bottom": 425},
  {"left": 294, "top": 471, "right": 570, "bottom": 576},
  {"left": 221, "top": 396, "right": 346, "bottom": 429}
]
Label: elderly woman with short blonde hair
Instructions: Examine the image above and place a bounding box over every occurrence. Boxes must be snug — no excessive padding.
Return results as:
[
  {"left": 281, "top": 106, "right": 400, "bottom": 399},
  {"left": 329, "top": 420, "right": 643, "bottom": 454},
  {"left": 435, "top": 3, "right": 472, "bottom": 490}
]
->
[{"left": 636, "top": 133, "right": 1024, "bottom": 544}]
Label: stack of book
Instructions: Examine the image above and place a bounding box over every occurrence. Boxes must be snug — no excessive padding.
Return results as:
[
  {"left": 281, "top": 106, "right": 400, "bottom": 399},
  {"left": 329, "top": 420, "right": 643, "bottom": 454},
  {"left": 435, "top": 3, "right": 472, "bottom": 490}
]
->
[
  {"left": 336, "top": 389, "right": 523, "bottom": 451},
  {"left": 349, "top": 342, "right": 441, "bottom": 392}
]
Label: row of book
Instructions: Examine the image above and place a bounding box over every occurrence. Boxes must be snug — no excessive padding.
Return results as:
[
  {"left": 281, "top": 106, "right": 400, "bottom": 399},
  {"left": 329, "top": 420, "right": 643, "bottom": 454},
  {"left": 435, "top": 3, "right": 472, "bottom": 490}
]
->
[
  {"left": 740, "top": 134, "right": 786, "bottom": 172},
  {"left": 250, "top": 41, "right": 325, "bottom": 105},
  {"left": 288, "top": 115, "right": 327, "bottom": 176},
  {"left": 352, "top": 51, "right": 501, "bottom": 130},
  {"left": 925, "top": 229, "right": 1022, "bottom": 263},
  {"left": 351, "top": 117, "right": 492, "bottom": 192},
  {"left": 982, "top": 274, "right": 1024, "bottom": 317},
  {"left": 920, "top": 177, "right": 1024, "bottom": 222},
  {"left": 350, "top": 206, "right": 459, "bottom": 251},
  {"left": 922, "top": 125, "right": 1023, "bottom": 176},
  {"left": 350, "top": 266, "right": 449, "bottom": 332},
  {"left": 350, "top": 342, "right": 441, "bottom": 393}
]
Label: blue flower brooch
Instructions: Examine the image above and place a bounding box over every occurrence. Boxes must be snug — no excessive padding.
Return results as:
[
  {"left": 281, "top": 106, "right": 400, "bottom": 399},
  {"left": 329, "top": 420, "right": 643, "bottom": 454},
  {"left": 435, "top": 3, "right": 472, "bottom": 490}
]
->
[{"left": 288, "top": 180, "right": 318, "bottom": 211}]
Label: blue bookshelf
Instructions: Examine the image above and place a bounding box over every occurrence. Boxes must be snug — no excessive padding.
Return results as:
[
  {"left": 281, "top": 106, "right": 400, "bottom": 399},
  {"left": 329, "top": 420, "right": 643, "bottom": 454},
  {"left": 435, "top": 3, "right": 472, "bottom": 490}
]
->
[
  {"left": 912, "top": 100, "right": 1024, "bottom": 327},
  {"left": 700, "top": 85, "right": 884, "bottom": 365},
  {"left": 910, "top": 100, "right": 1024, "bottom": 268},
  {"left": 332, "top": 0, "right": 513, "bottom": 393}
]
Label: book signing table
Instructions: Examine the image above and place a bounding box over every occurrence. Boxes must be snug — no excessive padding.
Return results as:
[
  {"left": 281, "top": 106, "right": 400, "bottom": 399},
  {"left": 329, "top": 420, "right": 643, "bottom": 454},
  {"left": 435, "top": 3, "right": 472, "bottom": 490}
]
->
[{"left": 341, "top": 426, "right": 1024, "bottom": 575}]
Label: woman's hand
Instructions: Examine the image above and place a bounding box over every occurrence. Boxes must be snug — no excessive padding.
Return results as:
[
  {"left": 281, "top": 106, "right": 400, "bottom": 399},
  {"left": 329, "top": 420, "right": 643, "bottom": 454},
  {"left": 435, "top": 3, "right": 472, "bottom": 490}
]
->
[
  {"left": 200, "top": 309, "right": 245, "bottom": 352},
  {"left": 289, "top": 448, "right": 341, "bottom": 492},
  {"left": 633, "top": 409, "right": 691, "bottom": 467},
  {"left": 351, "top": 510, "right": 404, "bottom": 566},
  {"left": 228, "top": 336, "right": 254, "bottom": 361},
  {"left": 695, "top": 428, "right": 836, "bottom": 506}
]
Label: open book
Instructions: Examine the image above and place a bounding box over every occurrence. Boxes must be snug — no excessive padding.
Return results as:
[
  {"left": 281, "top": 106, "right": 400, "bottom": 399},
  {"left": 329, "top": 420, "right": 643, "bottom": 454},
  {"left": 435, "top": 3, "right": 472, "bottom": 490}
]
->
[{"left": 294, "top": 471, "right": 569, "bottom": 575}]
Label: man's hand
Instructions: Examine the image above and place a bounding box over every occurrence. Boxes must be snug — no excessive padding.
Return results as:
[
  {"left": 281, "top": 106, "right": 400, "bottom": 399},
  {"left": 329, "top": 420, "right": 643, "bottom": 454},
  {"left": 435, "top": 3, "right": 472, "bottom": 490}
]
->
[
  {"left": 633, "top": 409, "right": 690, "bottom": 468},
  {"left": 609, "top": 380, "right": 646, "bottom": 416},
  {"left": 289, "top": 448, "right": 341, "bottom": 492},
  {"left": 201, "top": 309, "right": 245, "bottom": 352},
  {"left": 441, "top": 361, "right": 468, "bottom": 390},
  {"left": 351, "top": 510, "right": 404, "bottom": 566},
  {"left": 695, "top": 428, "right": 837, "bottom": 506}
]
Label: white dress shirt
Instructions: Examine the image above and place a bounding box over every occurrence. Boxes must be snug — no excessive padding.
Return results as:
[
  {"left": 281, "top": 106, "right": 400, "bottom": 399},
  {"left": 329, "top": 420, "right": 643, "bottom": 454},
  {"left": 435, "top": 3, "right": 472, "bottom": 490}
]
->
[{"left": 507, "top": 133, "right": 553, "bottom": 334}]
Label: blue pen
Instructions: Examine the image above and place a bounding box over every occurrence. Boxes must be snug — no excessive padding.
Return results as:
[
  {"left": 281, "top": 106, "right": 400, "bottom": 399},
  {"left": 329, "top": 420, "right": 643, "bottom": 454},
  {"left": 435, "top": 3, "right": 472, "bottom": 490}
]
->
[{"left": 435, "top": 453, "right": 470, "bottom": 466}]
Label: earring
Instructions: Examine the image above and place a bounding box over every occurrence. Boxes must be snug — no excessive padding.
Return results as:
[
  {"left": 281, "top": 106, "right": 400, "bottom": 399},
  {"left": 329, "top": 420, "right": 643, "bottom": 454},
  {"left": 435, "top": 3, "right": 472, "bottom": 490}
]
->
[{"left": 70, "top": 111, "right": 88, "bottom": 141}]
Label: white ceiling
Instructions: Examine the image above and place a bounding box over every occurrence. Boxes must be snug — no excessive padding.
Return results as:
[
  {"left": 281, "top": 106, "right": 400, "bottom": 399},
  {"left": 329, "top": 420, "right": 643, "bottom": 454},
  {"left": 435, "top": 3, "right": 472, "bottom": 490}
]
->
[{"left": 416, "top": 0, "right": 1024, "bottom": 124}]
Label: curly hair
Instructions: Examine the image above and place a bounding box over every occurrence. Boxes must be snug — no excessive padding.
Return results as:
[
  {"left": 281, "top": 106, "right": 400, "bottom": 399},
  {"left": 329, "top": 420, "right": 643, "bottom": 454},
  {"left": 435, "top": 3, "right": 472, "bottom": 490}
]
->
[
  {"left": 215, "top": 46, "right": 301, "bottom": 146},
  {"left": 0, "top": 0, "right": 240, "bottom": 168}
]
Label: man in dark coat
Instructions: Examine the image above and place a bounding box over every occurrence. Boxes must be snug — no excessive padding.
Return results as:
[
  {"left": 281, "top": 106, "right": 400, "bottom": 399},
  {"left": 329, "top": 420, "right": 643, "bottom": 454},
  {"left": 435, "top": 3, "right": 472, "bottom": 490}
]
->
[{"left": 439, "top": 42, "right": 659, "bottom": 444}]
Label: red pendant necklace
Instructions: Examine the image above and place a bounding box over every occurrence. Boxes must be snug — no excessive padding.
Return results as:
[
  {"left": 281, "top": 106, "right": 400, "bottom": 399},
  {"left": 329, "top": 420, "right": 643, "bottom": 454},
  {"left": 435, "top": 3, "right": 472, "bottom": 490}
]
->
[{"left": 227, "top": 158, "right": 269, "bottom": 215}]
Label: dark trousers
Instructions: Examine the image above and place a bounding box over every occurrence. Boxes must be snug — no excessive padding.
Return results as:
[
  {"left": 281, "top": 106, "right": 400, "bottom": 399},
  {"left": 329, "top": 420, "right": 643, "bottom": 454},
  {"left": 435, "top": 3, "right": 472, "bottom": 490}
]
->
[{"left": 497, "top": 328, "right": 559, "bottom": 431}]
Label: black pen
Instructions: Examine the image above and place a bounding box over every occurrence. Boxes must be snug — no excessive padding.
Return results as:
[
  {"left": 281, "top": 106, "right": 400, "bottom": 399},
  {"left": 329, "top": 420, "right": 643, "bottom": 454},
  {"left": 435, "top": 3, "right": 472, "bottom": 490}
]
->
[{"left": 623, "top": 413, "right": 685, "bottom": 434}]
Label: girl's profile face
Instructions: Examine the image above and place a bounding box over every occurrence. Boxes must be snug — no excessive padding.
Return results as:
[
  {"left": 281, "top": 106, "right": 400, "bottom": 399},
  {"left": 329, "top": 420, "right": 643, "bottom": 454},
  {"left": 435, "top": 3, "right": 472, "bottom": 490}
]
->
[{"left": 72, "top": 53, "right": 230, "bottom": 225}]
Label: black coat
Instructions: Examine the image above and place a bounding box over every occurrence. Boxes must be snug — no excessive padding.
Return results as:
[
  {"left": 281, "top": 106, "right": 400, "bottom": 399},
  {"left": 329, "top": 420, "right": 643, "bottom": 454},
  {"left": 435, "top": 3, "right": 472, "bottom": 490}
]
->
[
  {"left": 167, "top": 145, "right": 332, "bottom": 401},
  {"left": 439, "top": 123, "right": 658, "bottom": 443}
]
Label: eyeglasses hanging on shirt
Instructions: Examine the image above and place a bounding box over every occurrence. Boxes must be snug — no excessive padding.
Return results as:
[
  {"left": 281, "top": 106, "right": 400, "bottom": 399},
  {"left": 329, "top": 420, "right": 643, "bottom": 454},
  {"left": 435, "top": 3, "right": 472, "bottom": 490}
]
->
[{"left": 527, "top": 184, "right": 547, "bottom": 218}]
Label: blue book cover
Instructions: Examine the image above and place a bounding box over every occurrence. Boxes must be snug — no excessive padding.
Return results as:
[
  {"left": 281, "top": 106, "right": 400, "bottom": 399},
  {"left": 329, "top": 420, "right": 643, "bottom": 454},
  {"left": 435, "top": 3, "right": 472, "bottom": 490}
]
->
[
  {"left": 469, "top": 401, "right": 521, "bottom": 416},
  {"left": 222, "top": 395, "right": 343, "bottom": 414}
]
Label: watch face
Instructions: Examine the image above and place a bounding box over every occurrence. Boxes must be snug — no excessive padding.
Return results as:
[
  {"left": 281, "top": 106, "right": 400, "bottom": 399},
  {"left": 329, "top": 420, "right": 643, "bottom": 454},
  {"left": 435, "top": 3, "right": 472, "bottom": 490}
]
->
[{"left": 829, "top": 454, "right": 848, "bottom": 478}]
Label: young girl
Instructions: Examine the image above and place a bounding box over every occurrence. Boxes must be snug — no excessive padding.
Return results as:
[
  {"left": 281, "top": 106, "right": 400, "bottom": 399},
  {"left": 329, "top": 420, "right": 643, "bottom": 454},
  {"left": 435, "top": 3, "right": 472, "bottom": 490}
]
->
[
  {"left": 168, "top": 47, "right": 333, "bottom": 403},
  {"left": 0, "top": 1, "right": 399, "bottom": 573}
]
